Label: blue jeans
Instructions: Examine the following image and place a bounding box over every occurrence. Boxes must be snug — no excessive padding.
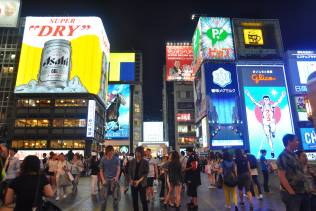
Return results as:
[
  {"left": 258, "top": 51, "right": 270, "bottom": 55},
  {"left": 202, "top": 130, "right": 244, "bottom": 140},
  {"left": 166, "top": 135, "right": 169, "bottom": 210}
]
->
[
  {"left": 280, "top": 191, "right": 311, "bottom": 211},
  {"left": 100, "top": 179, "right": 119, "bottom": 211}
]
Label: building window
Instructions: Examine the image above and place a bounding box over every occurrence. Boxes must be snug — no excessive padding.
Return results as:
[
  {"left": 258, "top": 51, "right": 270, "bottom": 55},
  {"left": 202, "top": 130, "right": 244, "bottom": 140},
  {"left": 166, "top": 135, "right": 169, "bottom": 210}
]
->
[
  {"left": 17, "top": 99, "right": 51, "bottom": 107},
  {"left": 186, "top": 91, "right": 191, "bottom": 98},
  {"left": 53, "top": 119, "right": 86, "bottom": 127},
  {"left": 55, "top": 99, "right": 87, "bottom": 107},
  {"left": 50, "top": 140, "right": 85, "bottom": 149},
  {"left": 11, "top": 140, "right": 48, "bottom": 149},
  {"left": 15, "top": 119, "right": 49, "bottom": 127},
  {"left": 177, "top": 137, "right": 195, "bottom": 145},
  {"left": 134, "top": 104, "right": 140, "bottom": 113},
  {"left": 178, "top": 125, "right": 188, "bottom": 133}
]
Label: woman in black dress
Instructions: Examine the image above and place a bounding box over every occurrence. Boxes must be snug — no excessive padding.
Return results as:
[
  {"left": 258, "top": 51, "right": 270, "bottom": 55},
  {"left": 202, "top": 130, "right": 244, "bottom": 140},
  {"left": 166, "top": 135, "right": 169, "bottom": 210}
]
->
[{"left": 164, "top": 151, "right": 182, "bottom": 211}]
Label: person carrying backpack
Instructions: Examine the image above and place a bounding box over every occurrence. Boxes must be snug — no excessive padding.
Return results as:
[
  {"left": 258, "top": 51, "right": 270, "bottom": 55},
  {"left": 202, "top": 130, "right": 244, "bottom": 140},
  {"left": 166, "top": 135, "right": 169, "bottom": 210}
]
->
[
  {"left": 245, "top": 150, "right": 263, "bottom": 199},
  {"left": 220, "top": 151, "right": 238, "bottom": 211}
]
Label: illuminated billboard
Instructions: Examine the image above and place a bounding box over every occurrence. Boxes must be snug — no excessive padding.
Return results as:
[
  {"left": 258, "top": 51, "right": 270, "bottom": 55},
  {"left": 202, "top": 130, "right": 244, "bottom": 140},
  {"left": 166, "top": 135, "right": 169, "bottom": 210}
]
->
[
  {"left": 143, "top": 122, "right": 163, "bottom": 142},
  {"left": 176, "top": 113, "right": 192, "bottom": 122},
  {"left": 238, "top": 64, "right": 294, "bottom": 159},
  {"left": 286, "top": 51, "right": 316, "bottom": 94},
  {"left": 0, "top": 0, "right": 20, "bottom": 28},
  {"left": 192, "top": 17, "right": 235, "bottom": 72},
  {"left": 109, "top": 53, "right": 135, "bottom": 82},
  {"left": 166, "top": 45, "right": 194, "bottom": 81},
  {"left": 204, "top": 63, "right": 243, "bottom": 147},
  {"left": 300, "top": 128, "right": 316, "bottom": 151},
  {"left": 194, "top": 68, "right": 207, "bottom": 123},
  {"left": 105, "top": 84, "right": 130, "bottom": 139},
  {"left": 233, "top": 19, "right": 283, "bottom": 60},
  {"left": 294, "top": 95, "right": 309, "bottom": 121},
  {"left": 14, "top": 17, "right": 110, "bottom": 104}
]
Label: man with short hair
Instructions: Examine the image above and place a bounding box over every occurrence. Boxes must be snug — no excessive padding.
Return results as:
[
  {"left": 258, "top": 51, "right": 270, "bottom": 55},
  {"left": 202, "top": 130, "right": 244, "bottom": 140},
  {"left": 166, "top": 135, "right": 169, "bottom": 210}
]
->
[
  {"left": 245, "top": 150, "right": 263, "bottom": 199},
  {"left": 277, "top": 134, "right": 309, "bottom": 211},
  {"left": 5, "top": 148, "right": 20, "bottom": 183},
  {"left": 145, "top": 148, "right": 157, "bottom": 202},
  {"left": 99, "top": 145, "right": 121, "bottom": 211},
  {"left": 260, "top": 149, "right": 270, "bottom": 193}
]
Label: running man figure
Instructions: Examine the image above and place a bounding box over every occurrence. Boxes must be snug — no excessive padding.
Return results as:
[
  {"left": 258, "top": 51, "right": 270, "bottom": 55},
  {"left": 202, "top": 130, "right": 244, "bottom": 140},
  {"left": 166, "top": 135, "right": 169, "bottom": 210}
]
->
[{"left": 245, "top": 90, "right": 286, "bottom": 158}]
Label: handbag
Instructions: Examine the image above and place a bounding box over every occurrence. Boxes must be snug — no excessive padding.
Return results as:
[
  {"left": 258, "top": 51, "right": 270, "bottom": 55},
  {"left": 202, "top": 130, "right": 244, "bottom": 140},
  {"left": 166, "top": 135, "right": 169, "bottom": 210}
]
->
[{"left": 59, "top": 173, "right": 72, "bottom": 187}]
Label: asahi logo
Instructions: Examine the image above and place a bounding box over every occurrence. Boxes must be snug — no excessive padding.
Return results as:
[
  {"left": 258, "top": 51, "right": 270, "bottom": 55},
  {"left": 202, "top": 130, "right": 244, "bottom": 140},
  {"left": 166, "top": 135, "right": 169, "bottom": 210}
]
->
[{"left": 42, "top": 56, "right": 69, "bottom": 67}]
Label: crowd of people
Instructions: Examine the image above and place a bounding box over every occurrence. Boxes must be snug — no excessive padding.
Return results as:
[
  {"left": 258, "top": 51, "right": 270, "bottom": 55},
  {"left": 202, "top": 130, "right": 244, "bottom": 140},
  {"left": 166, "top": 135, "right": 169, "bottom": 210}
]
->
[{"left": 0, "top": 133, "right": 314, "bottom": 211}]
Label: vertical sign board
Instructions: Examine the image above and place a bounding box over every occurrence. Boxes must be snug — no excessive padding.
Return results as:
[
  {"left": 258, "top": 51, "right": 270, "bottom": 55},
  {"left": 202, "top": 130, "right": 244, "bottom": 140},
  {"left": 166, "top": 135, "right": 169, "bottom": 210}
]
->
[
  {"left": 192, "top": 17, "right": 235, "bottom": 73},
  {"left": 86, "top": 100, "right": 96, "bottom": 138},
  {"left": 105, "top": 84, "right": 130, "bottom": 140},
  {"left": 193, "top": 67, "right": 207, "bottom": 123},
  {"left": 238, "top": 65, "right": 294, "bottom": 159},
  {"left": 204, "top": 63, "right": 243, "bottom": 148},
  {"left": 233, "top": 19, "right": 283, "bottom": 60},
  {"left": 0, "top": 0, "right": 21, "bottom": 28}
]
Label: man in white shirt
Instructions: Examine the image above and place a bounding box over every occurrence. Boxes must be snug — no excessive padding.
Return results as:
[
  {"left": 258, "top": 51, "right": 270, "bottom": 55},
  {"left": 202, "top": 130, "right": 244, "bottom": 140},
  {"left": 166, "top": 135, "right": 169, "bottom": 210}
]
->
[{"left": 145, "top": 148, "right": 157, "bottom": 202}]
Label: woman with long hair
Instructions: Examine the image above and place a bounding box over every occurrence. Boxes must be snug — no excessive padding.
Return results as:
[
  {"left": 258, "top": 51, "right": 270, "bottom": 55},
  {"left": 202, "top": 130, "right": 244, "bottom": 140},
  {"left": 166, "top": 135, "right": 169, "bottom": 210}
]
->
[
  {"left": 4, "top": 155, "right": 54, "bottom": 211},
  {"left": 55, "top": 153, "right": 71, "bottom": 201},
  {"left": 164, "top": 151, "right": 182, "bottom": 211},
  {"left": 206, "top": 151, "right": 216, "bottom": 189},
  {"left": 70, "top": 153, "right": 84, "bottom": 194},
  {"left": 47, "top": 152, "right": 58, "bottom": 193}
]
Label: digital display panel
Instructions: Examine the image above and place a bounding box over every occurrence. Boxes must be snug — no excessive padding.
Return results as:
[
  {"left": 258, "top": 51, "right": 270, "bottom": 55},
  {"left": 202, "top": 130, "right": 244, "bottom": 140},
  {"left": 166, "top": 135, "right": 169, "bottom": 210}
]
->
[
  {"left": 204, "top": 63, "right": 243, "bottom": 147},
  {"left": 0, "top": 0, "right": 20, "bottom": 28},
  {"left": 15, "top": 17, "right": 110, "bottom": 105},
  {"left": 300, "top": 127, "right": 316, "bottom": 151},
  {"left": 166, "top": 45, "right": 194, "bottom": 81},
  {"left": 105, "top": 84, "right": 130, "bottom": 139},
  {"left": 238, "top": 64, "right": 294, "bottom": 159}
]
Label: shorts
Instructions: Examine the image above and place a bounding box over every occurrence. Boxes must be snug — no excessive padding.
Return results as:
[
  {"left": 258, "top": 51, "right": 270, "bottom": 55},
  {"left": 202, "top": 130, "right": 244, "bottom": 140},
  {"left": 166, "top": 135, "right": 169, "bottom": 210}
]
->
[
  {"left": 147, "top": 177, "right": 154, "bottom": 187},
  {"left": 237, "top": 173, "right": 251, "bottom": 192},
  {"left": 187, "top": 183, "right": 198, "bottom": 197}
]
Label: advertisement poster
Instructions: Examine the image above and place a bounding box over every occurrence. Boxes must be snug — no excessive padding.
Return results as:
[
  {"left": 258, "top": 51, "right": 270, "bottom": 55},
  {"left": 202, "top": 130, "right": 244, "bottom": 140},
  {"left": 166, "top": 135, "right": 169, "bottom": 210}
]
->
[
  {"left": 0, "top": 0, "right": 20, "bottom": 28},
  {"left": 239, "top": 65, "right": 294, "bottom": 159},
  {"left": 109, "top": 53, "right": 135, "bottom": 82},
  {"left": 15, "top": 17, "right": 110, "bottom": 104},
  {"left": 105, "top": 84, "right": 130, "bottom": 139},
  {"left": 204, "top": 63, "right": 243, "bottom": 147},
  {"left": 294, "top": 95, "right": 309, "bottom": 121},
  {"left": 300, "top": 128, "right": 316, "bottom": 151},
  {"left": 233, "top": 19, "right": 283, "bottom": 60},
  {"left": 286, "top": 51, "right": 316, "bottom": 94},
  {"left": 194, "top": 67, "right": 207, "bottom": 123},
  {"left": 192, "top": 17, "right": 235, "bottom": 72},
  {"left": 166, "top": 45, "right": 194, "bottom": 81}
]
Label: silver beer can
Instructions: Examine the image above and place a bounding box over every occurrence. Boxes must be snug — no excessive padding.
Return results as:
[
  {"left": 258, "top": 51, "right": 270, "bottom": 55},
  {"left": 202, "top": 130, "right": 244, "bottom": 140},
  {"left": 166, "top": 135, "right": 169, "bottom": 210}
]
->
[{"left": 38, "top": 39, "right": 71, "bottom": 88}]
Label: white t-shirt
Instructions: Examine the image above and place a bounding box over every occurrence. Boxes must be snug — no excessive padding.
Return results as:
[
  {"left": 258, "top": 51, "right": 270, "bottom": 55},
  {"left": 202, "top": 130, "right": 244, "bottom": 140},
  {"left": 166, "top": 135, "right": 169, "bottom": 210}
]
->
[
  {"left": 147, "top": 158, "right": 157, "bottom": 178},
  {"left": 48, "top": 159, "right": 58, "bottom": 172}
]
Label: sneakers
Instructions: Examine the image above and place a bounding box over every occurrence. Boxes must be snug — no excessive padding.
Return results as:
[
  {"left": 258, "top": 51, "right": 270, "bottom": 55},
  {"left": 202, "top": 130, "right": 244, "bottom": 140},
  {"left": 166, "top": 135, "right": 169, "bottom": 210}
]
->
[
  {"left": 259, "top": 194, "right": 263, "bottom": 199},
  {"left": 63, "top": 194, "right": 67, "bottom": 199},
  {"left": 55, "top": 196, "right": 60, "bottom": 201},
  {"left": 208, "top": 185, "right": 216, "bottom": 189},
  {"left": 225, "top": 204, "right": 231, "bottom": 209}
]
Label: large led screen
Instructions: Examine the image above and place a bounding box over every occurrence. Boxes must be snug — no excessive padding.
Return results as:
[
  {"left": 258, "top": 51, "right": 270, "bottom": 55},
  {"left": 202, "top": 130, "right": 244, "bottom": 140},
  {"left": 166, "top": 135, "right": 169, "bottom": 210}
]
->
[
  {"left": 0, "top": 0, "right": 20, "bottom": 28},
  {"left": 300, "top": 128, "right": 316, "bottom": 151},
  {"left": 166, "top": 45, "right": 194, "bottom": 81},
  {"left": 192, "top": 17, "right": 235, "bottom": 72},
  {"left": 233, "top": 19, "right": 283, "bottom": 60},
  {"left": 109, "top": 53, "right": 135, "bottom": 82},
  {"left": 15, "top": 17, "right": 110, "bottom": 104},
  {"left": 204, "top": 63, "right": 243, "bottom": 147},
  {"left": 105, "top": 84, "right": 130, "bottom": 139},
  {"left": 286, "top": 51, "right": 316, "bottom": 94},
  {"left": 143, "top": 122, "right": 164, "bottom": 143},
  {"left": 238, "top": 65, "right": 294, "bottom": 159}
]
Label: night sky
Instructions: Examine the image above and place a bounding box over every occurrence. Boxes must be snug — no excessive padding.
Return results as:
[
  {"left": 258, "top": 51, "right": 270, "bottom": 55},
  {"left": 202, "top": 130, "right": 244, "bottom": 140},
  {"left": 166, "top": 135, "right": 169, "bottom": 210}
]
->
[{"left": 22, "top": 0, "right": 316, "bottom": 121}]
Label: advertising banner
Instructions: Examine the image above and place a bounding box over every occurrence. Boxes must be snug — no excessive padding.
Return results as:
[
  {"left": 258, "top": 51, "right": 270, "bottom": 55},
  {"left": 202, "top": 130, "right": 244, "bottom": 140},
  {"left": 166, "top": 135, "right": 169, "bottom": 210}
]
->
[
  {"left": 86, "top": 100, "right": 96, "bottom": 138},
  {"left": 194, "top": 67, "right": 207, "bottom": 123},
  {"left": 233, "top": 19, "right": 283, "bottom": 60},
  {"left": 300, "top": 127, "right": 316, "bottom": 151},
  {"left": 166, "top": 45, "right": 194, "bottom": 81},
  {"left": 0, "top": 0, "right": 20, "bottom": 28},
  {"left": 192, "top": 17, "right": 235, "bottom": 72},
  {"left": 109, "top": 53, "right": 135, "bottom": 82},
  {"left": 238, "top": 64, "right": 294, "bottom": 159},
  {"left": 105, "top": 84, "right": 130, "bottom": 139},
  {"left": 286, "top": 50, "right": 316, "bottom": 94},
  {"left": 15, "top": 17, "right": 110, "bottom": 104},
  {"left": 294, "top": 95, "right": 309, "bottom": 121},
  {"left": 204, "top": 63, "right": 243, "bottom": 147}
]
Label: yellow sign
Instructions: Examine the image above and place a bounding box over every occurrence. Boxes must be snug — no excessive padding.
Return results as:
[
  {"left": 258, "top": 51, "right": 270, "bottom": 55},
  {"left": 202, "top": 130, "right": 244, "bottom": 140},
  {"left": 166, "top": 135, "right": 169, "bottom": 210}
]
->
[
  {"left": 109, "top": 53, "right": 135, "bottom": 82},
  {"left": 243, "top": 29, "right": 264, "bottom": 45},
  {"left": 15, "top": 17, "right": 110, "bottom": 104}
]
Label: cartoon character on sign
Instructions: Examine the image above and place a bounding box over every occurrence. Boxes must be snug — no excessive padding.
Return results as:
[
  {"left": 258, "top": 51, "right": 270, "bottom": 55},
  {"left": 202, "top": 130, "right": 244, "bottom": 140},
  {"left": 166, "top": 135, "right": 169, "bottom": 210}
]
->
[
  {"left": 245, "top": 90, "right": 286, "bottom": 158},
  {"left": 106, "top": 87, "right": 127, "bottom": 132}
]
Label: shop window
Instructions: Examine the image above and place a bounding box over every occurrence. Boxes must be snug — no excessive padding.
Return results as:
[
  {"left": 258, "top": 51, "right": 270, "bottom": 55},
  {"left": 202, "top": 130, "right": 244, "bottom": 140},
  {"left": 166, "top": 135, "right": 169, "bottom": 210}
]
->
[{"left": 15, "top": 119, "right": 49, "bottom": 127}]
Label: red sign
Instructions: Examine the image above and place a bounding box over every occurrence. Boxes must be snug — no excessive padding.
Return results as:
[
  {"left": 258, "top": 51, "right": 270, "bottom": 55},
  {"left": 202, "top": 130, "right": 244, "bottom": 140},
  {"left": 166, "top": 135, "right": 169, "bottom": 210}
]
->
[
  {"left": 176, "top": 113, "right": 192, "bottom": 122},
  {"left": 166, "top": 45, "right": 194, "bottom": 81}
]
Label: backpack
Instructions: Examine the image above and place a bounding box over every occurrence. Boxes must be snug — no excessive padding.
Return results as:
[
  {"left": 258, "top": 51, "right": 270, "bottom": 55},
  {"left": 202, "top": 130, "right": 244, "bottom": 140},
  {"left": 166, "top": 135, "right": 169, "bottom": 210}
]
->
[
  {"left": 247, "top": 154, "right": 257, "bottom": 169},
  {"left": 222, "top": 161, "right": 237, "bottom": 187}
]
